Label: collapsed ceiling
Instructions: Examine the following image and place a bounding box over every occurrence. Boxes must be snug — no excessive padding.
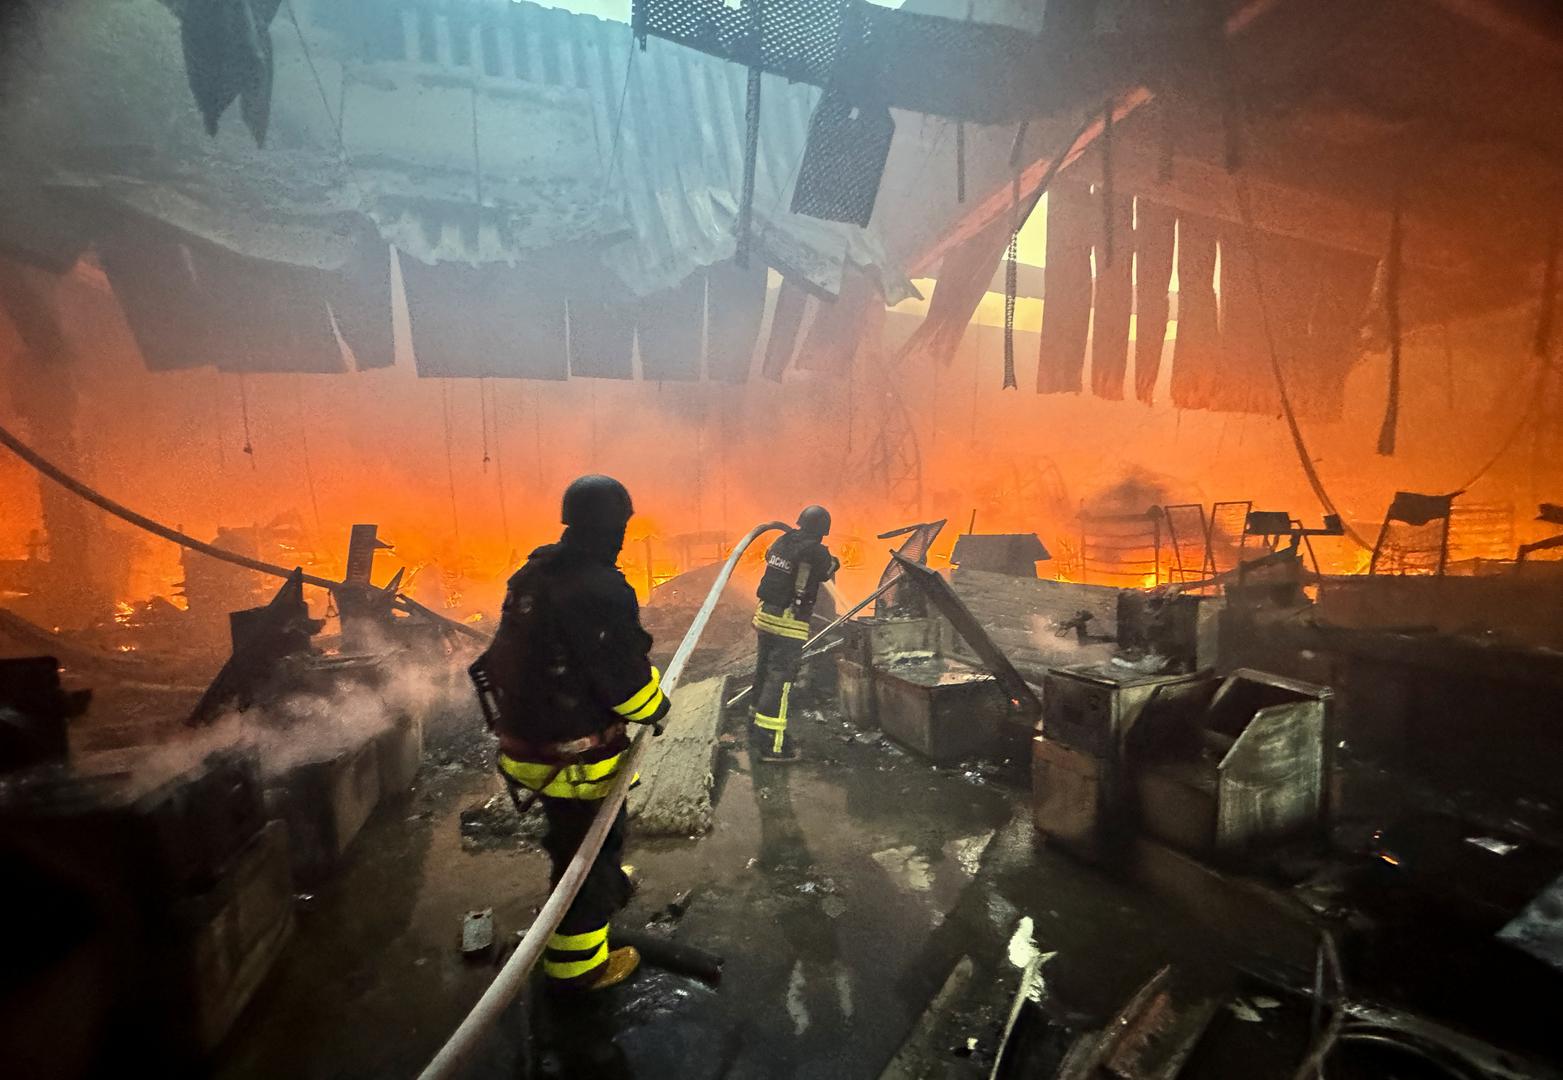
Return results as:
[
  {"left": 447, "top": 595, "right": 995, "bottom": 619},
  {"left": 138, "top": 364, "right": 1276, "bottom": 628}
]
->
[{"left": 1, "top": 0, "right": 1561, "bottom": 396}]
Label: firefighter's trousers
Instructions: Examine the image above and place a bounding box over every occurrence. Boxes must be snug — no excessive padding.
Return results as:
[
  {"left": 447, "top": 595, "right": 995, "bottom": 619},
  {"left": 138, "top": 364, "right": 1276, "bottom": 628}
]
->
[
  {"left": 537, "top": 795, "right": 631, "bottom": 987},
  {"left": 499, "top": 751, "right": 632, "bottom": 988},
  {"left": 751, "top": 625, "right": 804, "bottom": 755}
]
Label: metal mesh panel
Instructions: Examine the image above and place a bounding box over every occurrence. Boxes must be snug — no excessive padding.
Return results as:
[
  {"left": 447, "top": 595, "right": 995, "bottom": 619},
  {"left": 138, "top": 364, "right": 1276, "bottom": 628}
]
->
[
  {"left": 633, "top": 0, "right": 1040, "bottom": 123},
  {"left": 1161, "top": 504, "right": 1212, "bottom": 583},
  {"left": 873, "top": 520, "right": 945, "bottom": 617},
  {"left": 1448, "top": 502, "right": 1515, "bottom": 563},
  {"left": 1370, "top": 520, "right": 1449, "bottom": 576},
  {"left": 1078, "top": 513, "right": 1160, "bottom": 587},
  {"left": 634, "top": 0, "right": 847, "bottom": 84},
  {"left": 791, "top": 91, "right": 894, "bottom": 226},
  {"left": 1209, "top": 500, "right": 1255, "bottom": 574}
]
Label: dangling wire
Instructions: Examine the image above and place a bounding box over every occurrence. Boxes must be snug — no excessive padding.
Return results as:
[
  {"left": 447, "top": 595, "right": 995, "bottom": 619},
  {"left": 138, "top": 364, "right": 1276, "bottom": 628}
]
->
[
  {"left": 1003, "top": 224, "right": 1020, "bottom": 390},
  {"left": 479, "top": 375, "right": 491, "bottom": 471},
  {"left": 237, "top": 372, "right": 256, "bottom": 467},
  {"left": 1376, "top": 176, "right": 1404, "bottom": 457},
  {"left": 603, "top": 45, "right": 637, "bottom": 199},
  {"left": 1534, "top": 215, "right": 1560, "bottom": 358},
  {"left": 211, "top": 367, "right": 226, "bottom": 470},
  {"left": 1002, "top": 120, "right": 1029, "bottom": 391}
]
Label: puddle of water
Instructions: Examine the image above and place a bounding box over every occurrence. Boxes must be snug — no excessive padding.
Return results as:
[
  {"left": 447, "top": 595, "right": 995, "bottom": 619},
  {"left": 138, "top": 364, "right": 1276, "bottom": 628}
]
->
[
  {"left": 872, "top": 844, "right": 935, "bottom": 892},
  {"left": 946, "top": 830, "right": 996, "bottom": 877},
  {"left": 786, "top": 961, "right": 810, "bottom": 1036}
]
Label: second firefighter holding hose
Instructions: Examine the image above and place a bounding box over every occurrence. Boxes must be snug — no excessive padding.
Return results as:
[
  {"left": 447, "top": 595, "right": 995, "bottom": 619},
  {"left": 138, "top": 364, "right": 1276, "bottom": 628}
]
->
[{"left": 750, "top": 505, "right": 838, "bottom": 763}]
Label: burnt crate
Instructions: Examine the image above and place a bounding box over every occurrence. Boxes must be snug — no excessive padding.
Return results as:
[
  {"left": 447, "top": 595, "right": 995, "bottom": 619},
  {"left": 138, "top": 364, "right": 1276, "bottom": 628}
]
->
[
  {"left": 837, "top": 658, "right": 876, "bottom": 728},
  {"left": 265, "top": 736, "right": 382, "bottom": 884},
  {"left": 1134, "top": 669, "right": 1332, "bottom": 857},
  {"left": 1031, "top": 735, "right": 1116, "bottom": 862},
  {"left": 850, "top": 616, "right": 942, "bottom": 666},
  {"left": 156, "top": 819, "right": 294, "bottom": 1055},
  {"left": 0, "top": 746, "right": 269, "bottom": 900},
  {"left": 874, "top": 657, "right": 1020, "bottom": 763},
  {"left": 1041, "top": 664, "right": 1214, "bottom": 758},
  {"left": 375, "top": 710, "right": 424, "bottom": 797}
]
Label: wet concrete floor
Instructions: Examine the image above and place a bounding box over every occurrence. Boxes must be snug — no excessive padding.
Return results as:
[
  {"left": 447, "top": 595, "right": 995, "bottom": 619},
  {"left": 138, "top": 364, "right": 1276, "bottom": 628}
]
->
[{"left": 212, "top": 700, "right": 1238, "bottom": 1080}]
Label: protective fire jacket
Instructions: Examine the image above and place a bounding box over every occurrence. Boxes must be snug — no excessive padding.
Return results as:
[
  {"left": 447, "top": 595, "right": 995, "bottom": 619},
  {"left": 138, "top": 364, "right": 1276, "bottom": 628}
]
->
[
  {"left": 754, "top": 529, "right": 837, "bottom": 639},
  {"left": 487, "top": 541, "right": 669, "bottom": 798}
]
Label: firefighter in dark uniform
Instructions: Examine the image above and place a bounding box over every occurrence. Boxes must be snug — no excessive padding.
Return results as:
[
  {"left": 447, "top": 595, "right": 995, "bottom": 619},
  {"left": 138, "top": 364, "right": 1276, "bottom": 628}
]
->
[
  {"left": 751, "top": 505, "right": 838, "bottom": 762},
  {"left": 475, "top": 475, "right": 670, "bottom": 992}
]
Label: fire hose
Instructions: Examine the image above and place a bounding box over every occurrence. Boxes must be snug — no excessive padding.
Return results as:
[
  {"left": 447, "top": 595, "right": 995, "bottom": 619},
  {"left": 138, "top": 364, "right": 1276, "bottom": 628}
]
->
[
  {"left": 416, "top": 519, "right": 787, "bottom": 1080},
  {"left": 0, "top": 420, "right": 488, "bottom": 642}
]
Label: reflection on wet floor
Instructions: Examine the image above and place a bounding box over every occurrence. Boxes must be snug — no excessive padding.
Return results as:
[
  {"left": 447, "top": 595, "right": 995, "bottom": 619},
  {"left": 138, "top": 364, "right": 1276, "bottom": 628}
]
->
[{"left": 214, "top": 700, "right": 1022, "bottom": 1079}]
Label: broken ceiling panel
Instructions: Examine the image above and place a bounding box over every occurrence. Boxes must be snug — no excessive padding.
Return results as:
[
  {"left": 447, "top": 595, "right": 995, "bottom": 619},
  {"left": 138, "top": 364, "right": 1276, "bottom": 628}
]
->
[
  {"left": 636, "top": 274, "right": 705, "bottom": 383},
  {"left": 399, "top": 255, "right": 568, "bottom": 380},
  {"left": 193, "top": 242, "right": 346, "bottom": 374},
  {"left": 1035, "top": 179, "right": 1093, "bottom": 395},
  {"left": 791, "top": 91, "right": 895, "bottom": 228},
  {"left": 98, "top": 211, "right": 387, "bottom": 375},
  {"left": 1133, "top": 198, "right": 1176, "bottom": 404},
  {"left": 0, "top": 0, "right": 912, "bottom": 363},
  {"left": 1169, "top": 212, "right": 1220, "bottom": 411},
  {"left": 0, "top": 185, "right": 101, "bottom": 274},
  {"left": 1091, "top": 189, "right": 1135, "bottom": 401},
  {"left": 896, "top": 212, "right": 1013, "bottom": 367},
  {"left": 705, "top": 259, "right": 767, "bottom": 382},
  {"left": 761, "top": 279, "right": 809, "bottom": 381},
  {"left": 323, "top": 238, "right": 395, "bottom": 371},
  {"left": 795, "top": 267, "right": 876, "bottom": 375},
  {"left": 568, "top": 295, "right": 637, "bottom": 380},
  {"left": 98, "top": 217, "right": 218, "bottom": 372}
]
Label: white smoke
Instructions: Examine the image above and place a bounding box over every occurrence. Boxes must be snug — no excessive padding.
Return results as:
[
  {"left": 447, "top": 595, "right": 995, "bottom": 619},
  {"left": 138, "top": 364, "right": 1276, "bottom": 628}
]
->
[{"left": 123, "top": 643, "right": 480, "bottom": 783}]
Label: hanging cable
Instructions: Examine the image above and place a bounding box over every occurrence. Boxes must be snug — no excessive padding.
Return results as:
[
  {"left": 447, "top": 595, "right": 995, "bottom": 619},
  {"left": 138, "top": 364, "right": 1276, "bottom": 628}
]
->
[
  {"left": 1229, "top": 177, "right": 1372, "bottom": 549},
  {"left": 1002, "top": 121, "right": 1028, "bottom": 390},
  {"left": 211, "top": 367, "right": 226, "bottom": 470},
  {"left": 479, "top": 375, "right": 491, "bottom": 471},
  {"left": 282, "top": 0, "right": 369, "bottom": 203},
  {"left": 237, "top": 372, "right": 256, "bottom": 466},
  {"left": 1454, "top": 349, "right": 1555, "bottom": 491},
  {"left": 1534, "top": 215, "right": 1559, "bottom": 358},
  {"left": 602, "top": 46, "right": 637, "bottom": 199},
  {"left": 1375, "top": 177, "right": 1405, "bottom": 456}
]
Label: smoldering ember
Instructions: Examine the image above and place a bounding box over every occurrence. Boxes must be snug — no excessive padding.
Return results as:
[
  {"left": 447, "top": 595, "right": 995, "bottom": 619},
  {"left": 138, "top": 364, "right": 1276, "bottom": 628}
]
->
[{"left": 4, "top": 0, "right": 1563, "bottom": 1077}]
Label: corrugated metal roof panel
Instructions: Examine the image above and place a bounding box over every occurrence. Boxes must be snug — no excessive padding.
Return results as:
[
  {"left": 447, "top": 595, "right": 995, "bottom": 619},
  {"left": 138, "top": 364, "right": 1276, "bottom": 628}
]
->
[{"left": 328, "top": 0, "right": 912, "bottom": 300}]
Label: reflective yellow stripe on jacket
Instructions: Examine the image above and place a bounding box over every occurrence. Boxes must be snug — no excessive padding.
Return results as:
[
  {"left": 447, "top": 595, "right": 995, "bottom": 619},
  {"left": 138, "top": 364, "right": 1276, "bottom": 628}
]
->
[
  {"left": 753, "top": 603, "right": 809, "bottom": 640},
  {"left": 614, "top": 667, "right": 667, "bottom": 723},
  {"left": 499, "top": 751, "right": 624, "bottom": 799}
]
